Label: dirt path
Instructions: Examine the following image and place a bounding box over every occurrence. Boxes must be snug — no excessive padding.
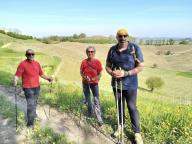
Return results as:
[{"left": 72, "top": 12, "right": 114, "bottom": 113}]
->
[
  {"left": 0, "top": 85, "right": 115, "bottom": 144},
  {"left": 53, "top": 60, "right": 64, "bottom": 76},
  {"left": 1, "top": 43, "right": 12, "bottom": 48}
]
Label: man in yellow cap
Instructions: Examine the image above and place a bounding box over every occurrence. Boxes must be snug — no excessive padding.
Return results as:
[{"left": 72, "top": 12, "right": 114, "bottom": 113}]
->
[{"left": 105, "top": 28, "right": 144, "bottom": 144}]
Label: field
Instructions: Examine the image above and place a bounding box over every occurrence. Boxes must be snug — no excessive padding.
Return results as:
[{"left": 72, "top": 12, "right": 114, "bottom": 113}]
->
[
  {"left": 0, "top": 33, "right": 192, "bottom": 143},
  {"left": 1, "top": 33, "right": 191, "bottom": 104}
]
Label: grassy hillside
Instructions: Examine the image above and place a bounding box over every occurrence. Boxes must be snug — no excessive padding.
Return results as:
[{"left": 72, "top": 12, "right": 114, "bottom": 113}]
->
[
  {"left": 0, "top": 33, "right": 191, "bottom": 104},
  {"left": 1, "top": 33, "right": 191, "bottom": 104},
  {"left": 0, "top": 33, "right": 192, "bottom": 143}
]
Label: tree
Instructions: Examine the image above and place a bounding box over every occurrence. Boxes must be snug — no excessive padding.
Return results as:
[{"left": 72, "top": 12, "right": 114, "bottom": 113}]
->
[
  {"left": 146, "top": 76, "right": 164, "bottom": 92},
  {"left": 49, "top": 35, "right": 60, "bottom": 41},
  {"left": 161, "top": 39, "right": 166, "bottom": 45},
  {"left": 79, "top": 33, "right": 86, "bottom": 38},
  {"left": 73, "top": 34, "right": 78, "bottom": 39},
  {"left": 165, "top": 50, "right": 171, "bottom": 55},
  {"left": 168, "top": 38, "right": 175, "bottom": 45},
  {"left": 179, "top": 40, "right": 189, "bottom": 45}
]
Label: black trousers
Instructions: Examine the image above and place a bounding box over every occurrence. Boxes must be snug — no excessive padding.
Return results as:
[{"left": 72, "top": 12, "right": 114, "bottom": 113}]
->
[
  {"left": 113, "top": 88, "right": 140, "bottom": 133},
  {"left": 23, "top": 86, "right": 40, "bottom": 126}
]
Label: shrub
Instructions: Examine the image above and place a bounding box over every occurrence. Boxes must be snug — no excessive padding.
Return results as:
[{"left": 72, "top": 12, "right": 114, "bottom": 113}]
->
[
  {"left": 38, "top": 34, "right": 136, "bottom": 44},
  {"left": 165, "top": 50, "right": 171, "bottom": 55},
  {"left": 31, "top": 125, "right": 71, "bottom": 144},
  {"left": 146, "top": 76, "right": 164, "bottom": 92},
  {"left": 168, "top": 38, "right": 175, "bottom": 45},
  {"left": 179, "top": 40, "right": 189, "bottom": 45},
  {"left": 0, "top": 29, "right": 6, "bottom": 34},
  {"left": 6, "top": 32, "right": 33, "bottom": 40},
  {"left": 151, "top": 63, "right": 157, "bottom": 68},
  {"left": 41, "top": 38, "right": 52, "bottom": 44}
]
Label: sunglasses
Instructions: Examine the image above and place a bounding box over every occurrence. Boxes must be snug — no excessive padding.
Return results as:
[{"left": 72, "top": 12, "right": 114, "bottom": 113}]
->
[
  {"left": 26, "top": 53, "right": 35, "bottom": 56},
  {"left": 87, "top": 51, "right": 95, "bottom": 53},
  {"left": 118, "top": 35, "right": 128, "bottom": 38}
]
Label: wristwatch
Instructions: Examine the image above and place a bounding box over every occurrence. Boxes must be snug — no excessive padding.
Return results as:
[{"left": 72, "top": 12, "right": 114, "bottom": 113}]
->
[{"left": 124, "top": 70, "right": 130, "bottom": 77}]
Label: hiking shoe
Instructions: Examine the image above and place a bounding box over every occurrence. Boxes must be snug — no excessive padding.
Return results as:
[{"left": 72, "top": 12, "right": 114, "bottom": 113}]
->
[
  {"left": 26, "top": 125, "right": 34, "bottom": 136},
  {"left": 98, "top": 119, "right": 104, "bottom": 126},
  {"left": 27, "top": 124, "right": 34, "bottom": 129},
  {"left": 135, "top": 133, "right": 144, "bottom": 144},
  {"left": 97, "top": 115, "right": 104, "bottom": 126}
]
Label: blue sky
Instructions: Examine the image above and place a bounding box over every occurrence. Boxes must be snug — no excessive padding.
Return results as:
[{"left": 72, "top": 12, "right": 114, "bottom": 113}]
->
[{"left": 0, "top": 0, "right": 191, "bottom": 38}]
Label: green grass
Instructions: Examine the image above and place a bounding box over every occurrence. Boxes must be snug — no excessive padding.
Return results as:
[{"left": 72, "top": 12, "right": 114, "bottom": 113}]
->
[
  {"left": 0, "top": 48, "right": 24, "bottom": 57},
  {"left": 0, "top": 95, "right": 25, "bottom": 127},
  {"left": 31, "top": 123, "right": 72, "bottom": 144},
  {"left": 139, "top": 99, "right": 192, "bottom": 144},
  {"left": 0, "top": 37, "right": 192, "bottom": 143},
  {"left": 177, "top": 72, "right": 192, "bottom": 78},
  {"left": 1, "top": 33, "right": 191, "bottom": 103},
  {"left": 0, "top": 41, "right": 4, "bottom": 46},
  {"left": 0, "top": 95, "right": 17, "bottom": 120},
  {"left": 38, "top": 83, "right": 192, "bottom": 144},
  {"left": 40, "top": 56, "right": 61, "bottom": 75},
  {"left": 0, "top": 71, "right": 13, "bottom": 85},
  {"left": 139, "top": 67, "right": 192, "bottom": 104},
  {"left": 0, "top": 33, "right": 16, "bottom": 44}
]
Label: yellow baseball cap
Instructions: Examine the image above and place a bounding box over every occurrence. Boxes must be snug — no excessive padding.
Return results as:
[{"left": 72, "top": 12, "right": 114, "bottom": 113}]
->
[{"left": 117, "top": 28, "right": 128, "bottom": 35}]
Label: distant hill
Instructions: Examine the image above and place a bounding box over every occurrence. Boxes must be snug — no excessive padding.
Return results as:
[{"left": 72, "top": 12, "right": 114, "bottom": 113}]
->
[{"left": 1, "top": 33, "right": 192, "bottom": 73}]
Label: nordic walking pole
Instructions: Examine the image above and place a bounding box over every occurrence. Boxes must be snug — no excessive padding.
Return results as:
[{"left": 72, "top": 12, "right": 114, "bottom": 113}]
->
[
  {"left": 49, "top": 82, "right": 53, "bottom": 118},
  {"left": 79, "top": 82, "right": 85, "bottom": 125},
  {"left": 87, "top": 78, "right": 94, "bottom": 117},
  {"left": 14, "top": 86, "right": 18, "bottom": 130},
  {"left": 43, "top": 78, "right": 53, "bottom": 120},
  {"left": 79, "top": 73, "right": 89, "bottom": 125},
  {"left": 114, "top": 68, "right": 120, "bottom": 143},
  {"left": 48, "top": 75, "right": 54, "bottom": 119},
  {"left": 119, "top": 68, "right": 124, "bottom": 144}
]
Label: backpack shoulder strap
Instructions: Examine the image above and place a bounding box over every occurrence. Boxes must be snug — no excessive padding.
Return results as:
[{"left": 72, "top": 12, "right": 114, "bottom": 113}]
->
[
  {"left": 110, "top": 44, "right": 118, "bottom": 55},
  {"left": 130, "top": 44, "right": 141, "bottom": 64}
]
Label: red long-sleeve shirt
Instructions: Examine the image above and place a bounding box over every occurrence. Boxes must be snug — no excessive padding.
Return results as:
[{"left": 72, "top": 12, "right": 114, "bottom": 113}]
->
[
  {"left": 80, "top": 58, "right": 102, "bottom": 84},
  {"left": 15, "top": 59, "right": 44, "bottom": 88}
]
